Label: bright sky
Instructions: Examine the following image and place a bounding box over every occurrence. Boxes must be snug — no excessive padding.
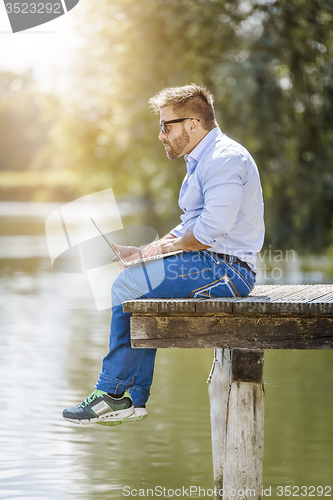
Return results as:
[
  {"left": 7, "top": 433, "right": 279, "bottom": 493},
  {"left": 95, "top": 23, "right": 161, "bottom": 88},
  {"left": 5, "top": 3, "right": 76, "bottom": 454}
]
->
[{"left": 0, "top": 0, "right": 85, "bottom": 93}]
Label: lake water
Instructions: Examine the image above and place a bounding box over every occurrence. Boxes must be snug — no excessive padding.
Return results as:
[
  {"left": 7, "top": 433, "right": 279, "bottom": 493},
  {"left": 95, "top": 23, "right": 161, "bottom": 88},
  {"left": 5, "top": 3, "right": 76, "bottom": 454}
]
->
[{"left": 0, "top": 202, "right": 332, "bottom": 499}]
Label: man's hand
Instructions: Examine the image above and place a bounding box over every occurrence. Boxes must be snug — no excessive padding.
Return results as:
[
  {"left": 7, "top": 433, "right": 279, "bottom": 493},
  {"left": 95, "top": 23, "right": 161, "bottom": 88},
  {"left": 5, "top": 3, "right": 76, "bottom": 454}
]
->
[
  {"left": 142, "top": 238, "right": 179, "bottom": 257},
  {"left": 112, "top": 235, "right": 177, "bottom": 265},
  {"left": 113, "top": 229, "right": 210, "bottom": 264},
  {"left": 111, "top": 242, "right": 140, "bottom": 263}
]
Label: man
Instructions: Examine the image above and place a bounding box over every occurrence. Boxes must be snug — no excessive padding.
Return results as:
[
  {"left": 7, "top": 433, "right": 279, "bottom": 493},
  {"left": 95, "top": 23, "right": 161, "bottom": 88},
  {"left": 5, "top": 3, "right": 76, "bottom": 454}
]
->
[{"left": 63, "top": 84, "right": 265, "bottom": 426}]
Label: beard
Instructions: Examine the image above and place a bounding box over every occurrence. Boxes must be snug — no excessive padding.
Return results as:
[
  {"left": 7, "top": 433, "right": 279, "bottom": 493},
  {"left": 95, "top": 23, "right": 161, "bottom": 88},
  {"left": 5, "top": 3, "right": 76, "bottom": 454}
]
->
[{"left": 163, "top": 129, "right": 190, "bottom": 160}]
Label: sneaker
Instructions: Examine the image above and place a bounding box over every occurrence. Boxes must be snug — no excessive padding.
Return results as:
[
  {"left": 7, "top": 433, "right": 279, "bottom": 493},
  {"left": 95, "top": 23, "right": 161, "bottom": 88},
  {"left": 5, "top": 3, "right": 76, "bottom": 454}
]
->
[
  {"left": 97, "top": 406, "right": 148, "bottom": 426},
  {"left": 62, "top": 389, "right": 134, "bottom": 425}
]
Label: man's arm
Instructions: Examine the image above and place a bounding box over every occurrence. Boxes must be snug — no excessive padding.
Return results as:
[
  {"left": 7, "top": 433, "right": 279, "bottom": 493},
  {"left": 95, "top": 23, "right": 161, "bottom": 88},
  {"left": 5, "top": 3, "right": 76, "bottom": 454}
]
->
[
  {"left": 159, "top": 232, "right": 178, "bottom": 242},
  {"left": 142, "top": 229, "right": 209, "bottom": 257}
]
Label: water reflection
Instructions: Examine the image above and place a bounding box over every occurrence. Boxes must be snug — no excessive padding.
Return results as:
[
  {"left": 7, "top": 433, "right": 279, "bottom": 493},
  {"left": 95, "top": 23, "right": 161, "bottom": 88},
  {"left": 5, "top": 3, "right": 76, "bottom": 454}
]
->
[
  {"left": 0, "top": 203, "right": 332, "bottom": 499},
  {"left": 0, "top": 254, "right": 213, "bottom": 499}
]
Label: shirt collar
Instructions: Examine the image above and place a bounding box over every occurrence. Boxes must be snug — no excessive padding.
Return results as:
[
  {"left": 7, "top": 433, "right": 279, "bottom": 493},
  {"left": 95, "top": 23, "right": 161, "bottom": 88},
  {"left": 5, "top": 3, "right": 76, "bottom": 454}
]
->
[{"left": 184, "top": 126, "right": 221, "bottom": 167}]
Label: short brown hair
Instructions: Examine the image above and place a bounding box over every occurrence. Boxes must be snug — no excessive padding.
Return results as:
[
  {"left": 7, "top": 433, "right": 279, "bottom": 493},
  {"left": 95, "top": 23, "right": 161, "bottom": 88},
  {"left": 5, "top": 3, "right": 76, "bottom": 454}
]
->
[{"left": 149, "top": 83, "right": 217, "bottom": 131}]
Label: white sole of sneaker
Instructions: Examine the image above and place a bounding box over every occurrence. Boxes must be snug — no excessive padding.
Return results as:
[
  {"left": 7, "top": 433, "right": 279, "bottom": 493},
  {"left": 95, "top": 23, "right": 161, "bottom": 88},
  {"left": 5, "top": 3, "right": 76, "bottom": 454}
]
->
[
  {"left": 63, "top": 406, "right": 135, "bottom": 425},
  {"left": 97, "top": 407, "right": 148, "bottom": 426},
  {"left": 125, "top": 408, "right": 148, "bottom": 421}
]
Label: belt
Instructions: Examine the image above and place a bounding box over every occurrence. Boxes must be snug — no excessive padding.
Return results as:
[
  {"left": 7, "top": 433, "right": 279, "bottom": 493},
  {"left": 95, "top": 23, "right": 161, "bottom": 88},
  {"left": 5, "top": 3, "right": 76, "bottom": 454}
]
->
[{"left": 213, "top": 253, "right": 256, "bottom": 275}]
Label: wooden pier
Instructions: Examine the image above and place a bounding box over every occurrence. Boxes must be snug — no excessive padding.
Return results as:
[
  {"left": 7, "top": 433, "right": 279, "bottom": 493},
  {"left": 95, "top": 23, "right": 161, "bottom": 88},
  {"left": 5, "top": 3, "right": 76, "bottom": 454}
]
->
[{"left": 123, "top": 284, "right": 333, "bottom": 500}]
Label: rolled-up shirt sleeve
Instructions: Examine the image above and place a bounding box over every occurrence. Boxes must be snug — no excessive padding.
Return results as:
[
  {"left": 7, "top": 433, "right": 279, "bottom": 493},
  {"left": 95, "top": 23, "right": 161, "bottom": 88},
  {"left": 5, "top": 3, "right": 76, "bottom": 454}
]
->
[
  {"left": 170, "top": 222, "right": 184, "bottom": 238},
  {"left": 193, "top": 153, "right": 244, "bottom": 247}
]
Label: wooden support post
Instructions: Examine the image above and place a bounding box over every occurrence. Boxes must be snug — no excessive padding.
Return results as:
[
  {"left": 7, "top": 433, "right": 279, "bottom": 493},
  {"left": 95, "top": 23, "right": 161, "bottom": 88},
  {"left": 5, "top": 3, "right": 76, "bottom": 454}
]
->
[{"left": 208, "top": 348, "right": 265, "bottom": 500}]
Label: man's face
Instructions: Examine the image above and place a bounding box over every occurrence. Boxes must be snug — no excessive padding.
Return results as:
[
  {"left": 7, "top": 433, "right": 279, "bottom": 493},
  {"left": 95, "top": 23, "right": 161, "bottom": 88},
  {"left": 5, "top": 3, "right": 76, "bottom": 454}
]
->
[{"left": 159, "top": 106, "right": 191, "bottom": 160}]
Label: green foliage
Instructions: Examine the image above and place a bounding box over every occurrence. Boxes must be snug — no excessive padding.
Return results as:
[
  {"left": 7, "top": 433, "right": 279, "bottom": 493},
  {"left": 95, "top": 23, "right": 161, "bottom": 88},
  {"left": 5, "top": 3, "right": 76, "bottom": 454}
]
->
[{"left": 1, "top": 0, "right": 332, "bottom": 251}]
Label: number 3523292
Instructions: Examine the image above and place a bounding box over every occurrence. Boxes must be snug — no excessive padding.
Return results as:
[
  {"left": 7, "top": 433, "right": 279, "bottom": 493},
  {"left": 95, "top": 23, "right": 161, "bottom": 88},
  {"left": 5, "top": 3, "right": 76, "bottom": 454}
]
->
[
  {"left": 5, "top": 3, "right": 62, "bottom": 14},
  {"left": 276, "top": 486, "right": 331, "bottom": 497}
]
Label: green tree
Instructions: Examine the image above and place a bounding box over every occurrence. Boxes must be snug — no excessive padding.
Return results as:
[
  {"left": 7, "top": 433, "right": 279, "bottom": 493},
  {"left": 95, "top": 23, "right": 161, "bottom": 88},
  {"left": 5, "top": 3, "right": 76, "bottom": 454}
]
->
[
  {"left": 60, "top": 0, "right": 332, "bottom": 251},
  {"left": 2, "top": 1, "right": 332, "bottom": 250}
]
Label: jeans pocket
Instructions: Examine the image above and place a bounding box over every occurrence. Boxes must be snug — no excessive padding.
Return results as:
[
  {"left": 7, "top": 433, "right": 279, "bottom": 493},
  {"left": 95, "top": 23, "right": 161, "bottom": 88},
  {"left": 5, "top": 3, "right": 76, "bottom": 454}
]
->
[{"left": 225, "top": 263, "right": 255, "bottom": 296}]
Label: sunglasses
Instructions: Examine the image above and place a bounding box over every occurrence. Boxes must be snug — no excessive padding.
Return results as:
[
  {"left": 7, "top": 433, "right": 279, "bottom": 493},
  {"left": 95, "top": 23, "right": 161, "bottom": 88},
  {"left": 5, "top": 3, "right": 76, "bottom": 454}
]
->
[{"left": 159, "top": 118, "right": 200, "bottom": 134}]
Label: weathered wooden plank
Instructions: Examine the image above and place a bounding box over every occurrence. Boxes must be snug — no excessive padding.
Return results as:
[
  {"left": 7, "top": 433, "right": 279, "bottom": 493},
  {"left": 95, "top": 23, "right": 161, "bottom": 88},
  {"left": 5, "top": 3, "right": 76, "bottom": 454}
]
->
[
  {"left": 223, "top": 382, "right": 265, "bottom": 500},
  {"left": 235, "top": 286, "right": 333, "bottom": 314},
  {"left": 271, "top": 301, "right": 333, "bottom": 315},
  {"left": 124, "top": 285, "right": 333, "bottom": 316},
  {"left": 200, "top": 286, "right": 297, "bottom": 313},
  {"left": 123, "top": 299, "right": 159, "bottom": 314},
  {"left": 263, "top": 286, "right": 333, "bottom": 314},
  {"left": 244, "top": 285, "right": 332, "bottom": 302},
  {"left": 250, "top": 285, "right": 310, "bottom": 301},
  {"left": 307, "top": 290, "right": 333, "bottom": 314},
  {"left": 130, "top": 315, "right": 333, "bottom": 349},
  {"left": 247, "top": 285, "right": 281, "bottom": 295},
  {"left": 122, "top": 286, "right": 286, "bottom": 315},
  {"left": 307, "top": 302, "right": 333, "bottom": 314},
  {"left": 132, "top": 336, "right": 333, "bottom": 349},
  {"left": 270, "top": 286, "right": 333, "bottom": 303},
  {"left": 208, "top": 357, "right": 229, "bottom": 498},
  {"left": 313, "top": 290, "right": 333, "bottom": 300},
  {"left": 230, "top": 288, "right": 280, "bottom": 314},
  {"left": 310, "top": 292, "right": 333, "bottom": 302},
  {"left": 195, "top": 299, "right": 233, "bottom": 314},
  {"left": 123, "top": 297, "right": 205, "bottom": 314},
  {"left": 306, "top": 285, "right": 333, "bottom": 298},
  {"left": 233, "top": 285, "right": 310, "bottom": 314},
  {"left": 232, "top": 299, "right": 333, "bottom": 315},
  {"left": 158, "top": 299, "right": 197, "bottom": 314}
]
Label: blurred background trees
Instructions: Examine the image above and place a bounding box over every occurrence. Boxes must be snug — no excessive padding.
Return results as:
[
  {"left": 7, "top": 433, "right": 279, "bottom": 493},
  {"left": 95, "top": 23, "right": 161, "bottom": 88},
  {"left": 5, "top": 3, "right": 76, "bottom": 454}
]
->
[{"left": 0, "top": 0, "right": 332, "bottom": 252}]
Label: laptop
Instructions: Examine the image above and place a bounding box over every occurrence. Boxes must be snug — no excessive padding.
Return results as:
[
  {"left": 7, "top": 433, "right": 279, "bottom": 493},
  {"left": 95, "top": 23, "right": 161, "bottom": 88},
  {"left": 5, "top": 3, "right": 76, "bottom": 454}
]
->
[{"left": 90, "top": 218, "right": 182, "bottom": 268}]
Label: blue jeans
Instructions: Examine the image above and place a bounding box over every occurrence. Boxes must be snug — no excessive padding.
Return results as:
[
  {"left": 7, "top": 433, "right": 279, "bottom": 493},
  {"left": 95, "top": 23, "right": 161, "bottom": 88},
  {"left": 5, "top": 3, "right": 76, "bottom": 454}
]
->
[{"left": 95, "top": 250, "right": 255, "bottom": 405}]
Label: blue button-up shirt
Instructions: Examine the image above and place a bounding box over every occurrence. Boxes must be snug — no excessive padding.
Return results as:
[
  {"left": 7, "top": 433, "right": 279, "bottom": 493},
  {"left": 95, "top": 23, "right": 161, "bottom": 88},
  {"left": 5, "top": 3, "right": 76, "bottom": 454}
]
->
[{"left": 170, "top": 127, "right": 265, "bottom": 270}]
